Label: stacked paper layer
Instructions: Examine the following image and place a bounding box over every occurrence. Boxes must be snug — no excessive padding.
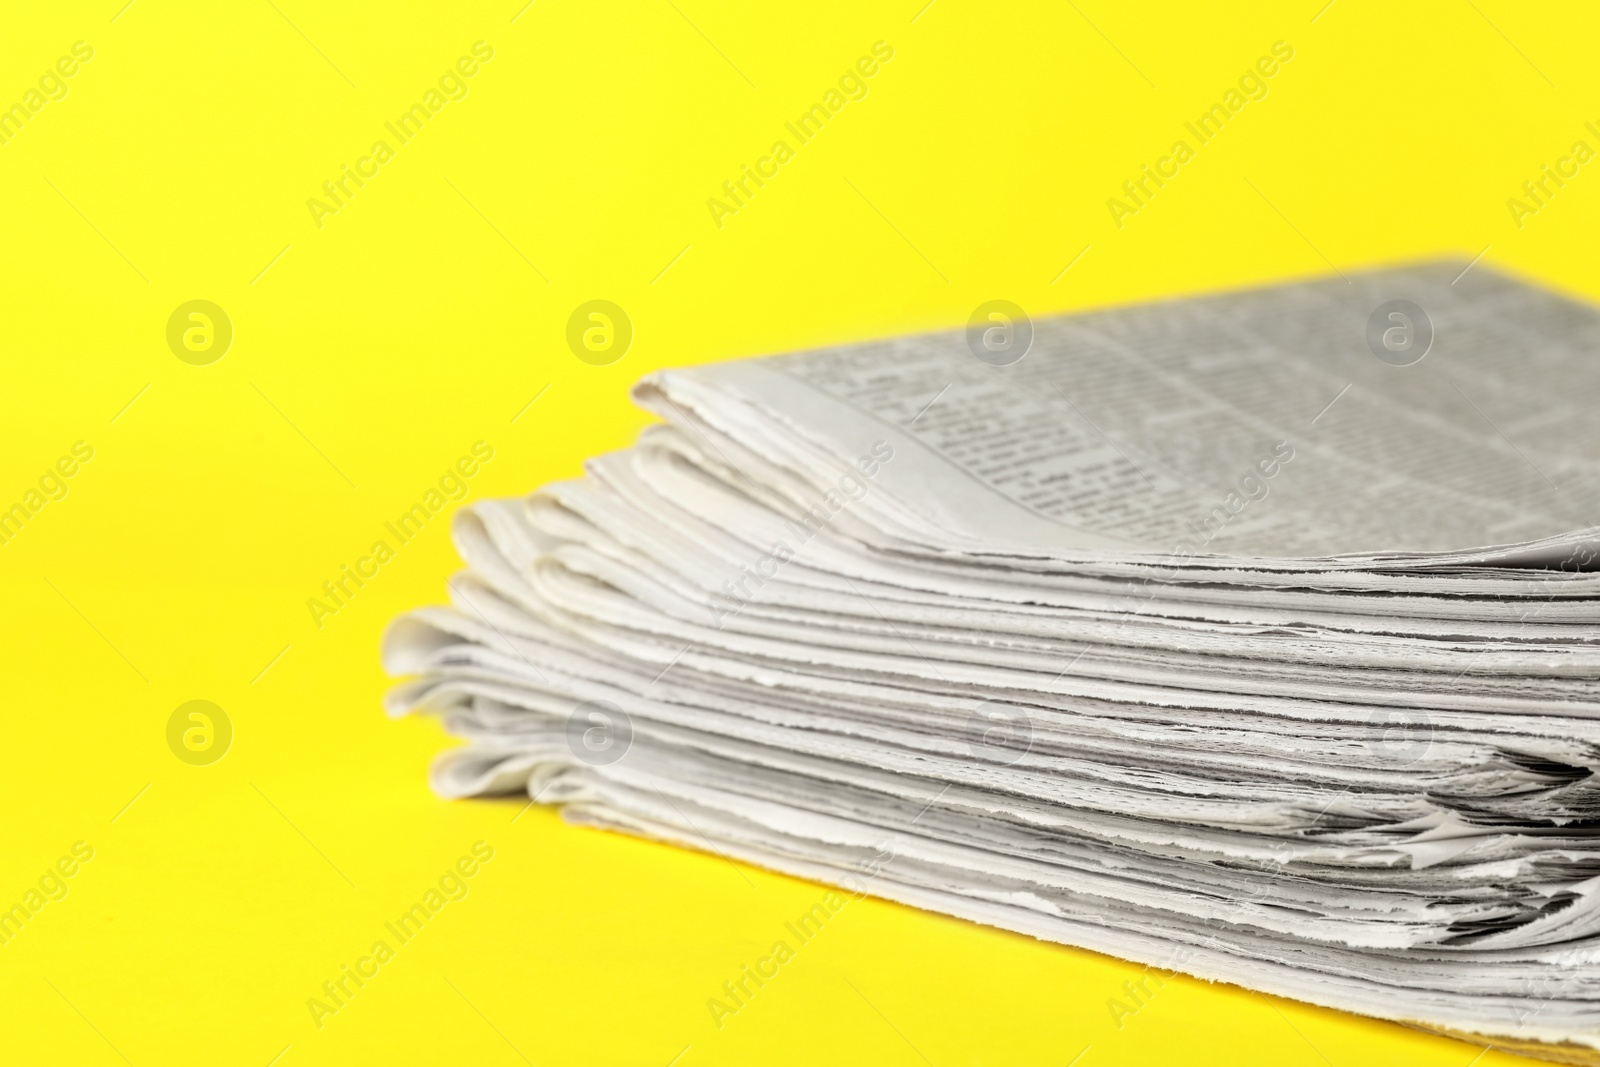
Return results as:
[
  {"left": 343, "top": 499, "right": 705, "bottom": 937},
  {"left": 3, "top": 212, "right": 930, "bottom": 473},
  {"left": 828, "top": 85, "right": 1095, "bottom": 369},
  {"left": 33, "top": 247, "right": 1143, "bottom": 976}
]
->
[{"left": 385, "top": 263, "right": 1600, "bottom": 1062}]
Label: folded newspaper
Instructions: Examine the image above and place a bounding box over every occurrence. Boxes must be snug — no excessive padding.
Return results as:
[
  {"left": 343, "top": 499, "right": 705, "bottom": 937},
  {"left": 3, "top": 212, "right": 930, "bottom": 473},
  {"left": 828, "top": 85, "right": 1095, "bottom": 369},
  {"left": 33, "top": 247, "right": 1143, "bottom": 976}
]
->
[{"left": 384, "top": 262, "right": 1600, "bottom": 1063}]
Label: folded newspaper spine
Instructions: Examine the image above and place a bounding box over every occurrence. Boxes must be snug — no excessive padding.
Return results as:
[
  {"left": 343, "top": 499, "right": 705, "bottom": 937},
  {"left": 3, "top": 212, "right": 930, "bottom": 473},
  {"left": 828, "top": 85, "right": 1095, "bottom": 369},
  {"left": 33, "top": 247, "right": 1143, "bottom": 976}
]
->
[{"left": 384, "top": 263, "right": 1600, "bottom": 1063}]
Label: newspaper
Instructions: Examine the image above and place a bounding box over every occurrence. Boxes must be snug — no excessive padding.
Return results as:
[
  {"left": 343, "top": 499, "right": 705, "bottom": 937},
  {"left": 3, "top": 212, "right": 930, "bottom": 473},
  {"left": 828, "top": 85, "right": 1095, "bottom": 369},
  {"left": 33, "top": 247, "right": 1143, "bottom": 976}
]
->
[{"left": 384, "top": 262, "right": 1600, "bottom": 1061}]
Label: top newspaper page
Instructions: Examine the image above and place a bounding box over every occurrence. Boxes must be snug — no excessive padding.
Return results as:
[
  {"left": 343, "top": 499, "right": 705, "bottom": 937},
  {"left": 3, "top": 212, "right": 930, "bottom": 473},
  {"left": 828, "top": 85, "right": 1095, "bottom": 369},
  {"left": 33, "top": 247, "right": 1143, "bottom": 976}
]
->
[{"left": 636, "top": 262, "right": 1600, "bottom": 569}]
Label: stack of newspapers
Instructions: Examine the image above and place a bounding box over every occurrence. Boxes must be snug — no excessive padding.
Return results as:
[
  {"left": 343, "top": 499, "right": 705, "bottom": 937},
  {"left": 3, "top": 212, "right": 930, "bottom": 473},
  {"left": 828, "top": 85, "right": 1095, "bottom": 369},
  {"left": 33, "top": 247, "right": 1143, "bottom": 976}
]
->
[{"left": 384, "top": 262, "right": 1600, "bottom": 1062}]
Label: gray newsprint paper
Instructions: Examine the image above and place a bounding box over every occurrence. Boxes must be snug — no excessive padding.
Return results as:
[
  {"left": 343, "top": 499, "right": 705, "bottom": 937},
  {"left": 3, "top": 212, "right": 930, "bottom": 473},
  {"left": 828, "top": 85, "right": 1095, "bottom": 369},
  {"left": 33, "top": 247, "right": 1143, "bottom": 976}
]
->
[{"left": 386, "top": 263, "right": 1600, "bottom": 1062}]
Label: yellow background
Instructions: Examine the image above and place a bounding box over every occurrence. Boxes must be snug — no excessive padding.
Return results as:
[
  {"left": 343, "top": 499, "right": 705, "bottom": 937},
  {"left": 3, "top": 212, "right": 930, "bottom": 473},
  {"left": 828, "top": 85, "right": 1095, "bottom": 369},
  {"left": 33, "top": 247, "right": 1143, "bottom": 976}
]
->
[{"left": 1, "top": 0, "right": 1593, "bottom": 1063}]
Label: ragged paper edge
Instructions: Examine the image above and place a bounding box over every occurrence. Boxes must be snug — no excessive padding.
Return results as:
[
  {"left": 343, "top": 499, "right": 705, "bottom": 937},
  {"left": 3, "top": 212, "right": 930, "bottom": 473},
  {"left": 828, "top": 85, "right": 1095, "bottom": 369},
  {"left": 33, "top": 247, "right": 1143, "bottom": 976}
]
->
[{"left": 1406, "top": 1022, "right": 1600, "bottom": 1066}]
